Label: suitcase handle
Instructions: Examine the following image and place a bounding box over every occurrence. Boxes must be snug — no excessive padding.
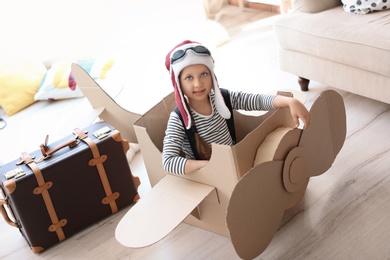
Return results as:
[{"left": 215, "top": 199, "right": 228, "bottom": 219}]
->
[
  {"left": 0, "top": 198, "right": 18, "bottom": 228},
  {"left": 39, "top": 135, "right": 80, "bottom": 160}
]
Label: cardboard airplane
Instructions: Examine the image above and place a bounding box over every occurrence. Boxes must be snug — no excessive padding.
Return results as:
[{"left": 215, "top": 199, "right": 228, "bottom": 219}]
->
[{"left": 71, "top": 64, "right": 346, "bottom": 259}]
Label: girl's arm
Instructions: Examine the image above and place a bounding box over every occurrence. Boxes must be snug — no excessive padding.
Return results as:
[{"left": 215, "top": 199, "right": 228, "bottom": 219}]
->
[
  {"left": 229, "top": 90, "right": 310, "bottom": 129},
  {"left": 272, "top": 95, "right": 311, "bottom": 130},
  {"left": 163, "top": 112, "right": 209, "bottom": 174},
  {"left": 184, "top": 159, "right": 209, "bottom": 174}
]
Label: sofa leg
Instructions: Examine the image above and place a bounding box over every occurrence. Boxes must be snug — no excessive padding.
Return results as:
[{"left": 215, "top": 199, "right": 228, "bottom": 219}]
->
[{"left": 298, "top": 77, "right": 310, "bottom": 91}]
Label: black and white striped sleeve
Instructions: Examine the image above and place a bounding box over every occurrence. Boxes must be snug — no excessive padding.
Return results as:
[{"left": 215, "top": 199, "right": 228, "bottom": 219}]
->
[
  {"left": 229, "top": 90, "right": 276, "bottom": 111},
  {"left": 162, "top": 112, "right": 188, "bottom": 175}
]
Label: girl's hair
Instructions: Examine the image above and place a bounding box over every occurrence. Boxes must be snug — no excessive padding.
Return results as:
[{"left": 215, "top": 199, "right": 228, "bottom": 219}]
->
[
  {"left": 195, "top": 132, "right": 212, "bottom": 160},
  {"left": 184, "top": 99, "right": 212, "bottom": 160}
]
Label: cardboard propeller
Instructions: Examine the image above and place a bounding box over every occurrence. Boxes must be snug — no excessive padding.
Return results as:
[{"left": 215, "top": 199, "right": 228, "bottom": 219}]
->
[{"left": 226, "top": 90, "right": 346, "bottom": 259}]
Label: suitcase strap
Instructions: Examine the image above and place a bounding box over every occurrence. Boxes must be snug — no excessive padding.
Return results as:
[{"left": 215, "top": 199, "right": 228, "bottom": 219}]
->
[
  {"left": 19, "top": 152, "right": 67, "bottom": 242},
  {"left": 74, "top": 128, "right": 119, "bottom": 214}
]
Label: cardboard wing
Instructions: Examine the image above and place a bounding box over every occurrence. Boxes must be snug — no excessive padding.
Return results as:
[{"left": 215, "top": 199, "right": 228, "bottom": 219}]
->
[
  {"left": 71, "top": 63, "right": 141, "bottom": 143},
  {"left": 115, "top": 174, "right": 218, "bottom": 247}
]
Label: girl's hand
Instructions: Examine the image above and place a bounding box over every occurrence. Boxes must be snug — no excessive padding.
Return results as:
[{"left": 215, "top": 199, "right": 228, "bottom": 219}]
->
[
  {"left": 288, "top": 98, "right": 310, "bottom": 130},
  {"left": 272, "top": 96, "right": 310, "bottom": 130}
]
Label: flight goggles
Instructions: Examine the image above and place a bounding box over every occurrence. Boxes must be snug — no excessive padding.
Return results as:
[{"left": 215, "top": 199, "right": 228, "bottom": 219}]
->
[{"left": 170, "top": 45, "right": 211, "bottom": 64}]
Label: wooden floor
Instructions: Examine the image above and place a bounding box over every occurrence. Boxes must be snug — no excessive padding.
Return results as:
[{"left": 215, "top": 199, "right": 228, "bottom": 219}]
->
[{"left": 2, "top": 3, "right": 390, "bottom": 260}]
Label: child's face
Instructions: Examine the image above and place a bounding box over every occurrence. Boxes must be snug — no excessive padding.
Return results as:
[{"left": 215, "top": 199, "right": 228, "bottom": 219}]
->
[{"left": 179, "top": 64, "right": 212, "bottom": 103}]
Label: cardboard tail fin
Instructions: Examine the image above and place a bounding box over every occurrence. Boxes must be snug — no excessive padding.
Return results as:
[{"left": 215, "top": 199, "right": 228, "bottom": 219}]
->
[{"left": 71, "top": 63, "right": 141, "bottom": 143}]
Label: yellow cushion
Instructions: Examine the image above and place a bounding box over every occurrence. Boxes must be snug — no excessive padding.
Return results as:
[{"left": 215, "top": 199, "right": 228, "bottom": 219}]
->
[{"left": 0, "top": 61, "right": 47, "bottom": 116}]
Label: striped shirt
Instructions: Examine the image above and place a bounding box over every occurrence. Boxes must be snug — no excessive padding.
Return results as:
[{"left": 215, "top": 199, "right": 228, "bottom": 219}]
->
[{"left": 162, "top": 89, "right": 275, "bottom": 175}]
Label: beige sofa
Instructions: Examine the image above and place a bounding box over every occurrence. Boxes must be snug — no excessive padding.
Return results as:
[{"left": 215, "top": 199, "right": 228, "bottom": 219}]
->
[{"left": 273, "top": 0, "right": 390, "bottom": 104}]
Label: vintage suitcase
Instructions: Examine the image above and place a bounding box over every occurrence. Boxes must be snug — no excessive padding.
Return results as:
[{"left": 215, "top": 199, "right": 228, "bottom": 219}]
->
[{"left": 0, "top": 121, "right": 140, "bottom": 253}]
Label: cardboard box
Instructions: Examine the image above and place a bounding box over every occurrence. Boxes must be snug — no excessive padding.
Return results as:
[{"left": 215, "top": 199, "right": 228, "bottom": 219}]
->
[{"left": 115, "top": 89, "right": 346, "bottom": 259}]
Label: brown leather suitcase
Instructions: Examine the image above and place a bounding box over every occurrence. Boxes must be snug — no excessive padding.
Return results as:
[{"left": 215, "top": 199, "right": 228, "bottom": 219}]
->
[{"left": 0, "top": 121, "right": 140, "bottom": 253}]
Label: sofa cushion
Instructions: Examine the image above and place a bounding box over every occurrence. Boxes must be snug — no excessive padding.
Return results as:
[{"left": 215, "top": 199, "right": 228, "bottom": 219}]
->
[
  {"left": 342, "top": 0, "right": 389, "bottom": 15},
  {"left": 292, "top": 0, "right": 341, "bottom": 13},
  {"left": 274, "top": 7, "right": 390, "bottom": 78},
  {"left": 35, "top": 59, "right": 114, "bottom": 101}
]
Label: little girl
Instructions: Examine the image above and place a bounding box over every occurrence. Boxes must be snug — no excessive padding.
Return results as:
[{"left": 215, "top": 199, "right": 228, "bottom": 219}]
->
[{"left": 162, "top": 40, "right": 310, "bottom": 175}]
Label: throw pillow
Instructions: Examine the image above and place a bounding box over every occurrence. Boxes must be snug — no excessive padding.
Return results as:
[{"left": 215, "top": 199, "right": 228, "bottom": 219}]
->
[
  {"left": 0, "top": 60, "right": 47, "bottom": 116},
  {"left": 34, "top": 59, "right": 114, "bottom": 101},
  {"left": 342, "top": 0, "right": 389, "bottom": 14}
]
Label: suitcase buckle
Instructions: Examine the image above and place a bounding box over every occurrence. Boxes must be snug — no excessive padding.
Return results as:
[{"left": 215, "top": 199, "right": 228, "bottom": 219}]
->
[
  {"left": 93, "top": 126, "right": 112, "bottom": 140},
  {"left": 4, "top": 167, "right": 26, "bottom": 180}
]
